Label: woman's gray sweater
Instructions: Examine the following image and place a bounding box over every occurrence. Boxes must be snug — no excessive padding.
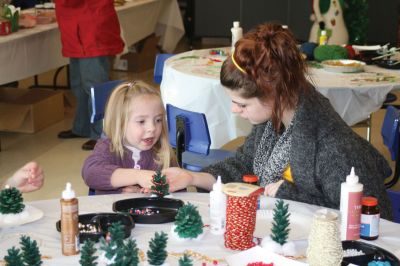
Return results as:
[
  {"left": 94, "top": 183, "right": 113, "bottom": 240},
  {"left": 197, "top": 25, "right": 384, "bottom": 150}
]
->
[{"left": 204, "top": 88, "right": 392, "bottom": 220}]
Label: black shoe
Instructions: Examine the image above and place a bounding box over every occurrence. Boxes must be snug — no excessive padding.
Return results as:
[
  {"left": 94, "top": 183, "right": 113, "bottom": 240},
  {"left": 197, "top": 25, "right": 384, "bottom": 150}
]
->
[
  {"left": 82, "top": 139, "right": 97, "bottom": 150},
  {"left": 58, "top": 130, "right": 84, "bottom": 139}
]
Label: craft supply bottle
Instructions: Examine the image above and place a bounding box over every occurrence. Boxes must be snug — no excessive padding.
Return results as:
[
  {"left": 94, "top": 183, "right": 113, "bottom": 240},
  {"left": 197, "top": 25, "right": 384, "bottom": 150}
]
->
[
  {"left": 60, "top": 182, "right": 79, "bottom": 255},
  {"left": 231, "top": 21, "right": 243, "bottom": 52},
  {"left": 209, "top": 176, "right": 227, "bottom": 235},
  {"left": 360, "top": 196, "right": 380, "bottom": 240},
  {"left": 340, "top": 167, "right": 363, "bottom": 240},
  {"left": 319, "top": 30, "right": 328, "bottom": 45}
]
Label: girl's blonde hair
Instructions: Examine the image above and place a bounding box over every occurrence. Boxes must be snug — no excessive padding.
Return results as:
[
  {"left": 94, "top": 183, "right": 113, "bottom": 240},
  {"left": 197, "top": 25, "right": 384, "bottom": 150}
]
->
[{"left": 103, "top": 80, "right": 176, "bottom": 168}]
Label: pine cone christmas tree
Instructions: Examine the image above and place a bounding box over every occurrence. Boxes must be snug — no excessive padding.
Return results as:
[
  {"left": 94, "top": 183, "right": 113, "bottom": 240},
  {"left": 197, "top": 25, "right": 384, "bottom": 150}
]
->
[
  {"left": 178, "top": 253, "right": 193, "bottom": 266},
  {"left": 100, "top": 221, "right": 125, "bottom": 263},
  {"left": 123, "top": 238, "right": 139, "bottom": 266},
  {"left": 79, "top": 239, "right": 98, "bottom": 266},
  {"left": 20, "top": 235, "right": 42, "bottom": 266},
  {"left": 0, "top": 186, "right": 25, "bottom": 214},
  {"left": 4, "top": 247, "right": 24, "bottom": 266},
  {"left": 147, "top": 231, "right": 168, "bottom": 266},
  {"left": 150, "top": 170, "right": 169, "bottom": 197},
  {"left": 174, "top": 203, "right": 203, "bottom": 239},
  {"left": 270, "top": 199, "right": 290, "bottom": 245}
]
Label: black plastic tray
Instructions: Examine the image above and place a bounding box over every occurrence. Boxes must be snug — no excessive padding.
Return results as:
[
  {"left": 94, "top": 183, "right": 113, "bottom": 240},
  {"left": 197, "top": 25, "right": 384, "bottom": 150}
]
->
[
  {"left": 375, "top": 59, "right": 400, "bottom": 70},
  {"left": 112, "top": 197, "right": 184, "bottom": 224},
  {"left": 342, "top": 240, "right": 400, "bottom": 266},
  {"left": 56, "top": 212, "right": 134, "bottom": 243}
]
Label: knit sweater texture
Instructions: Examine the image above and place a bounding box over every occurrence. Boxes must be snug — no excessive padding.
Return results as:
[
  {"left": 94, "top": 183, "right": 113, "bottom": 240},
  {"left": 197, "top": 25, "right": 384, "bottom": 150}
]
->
[{"left": 204, "top": 88, "right": 392, "bottom": 220}]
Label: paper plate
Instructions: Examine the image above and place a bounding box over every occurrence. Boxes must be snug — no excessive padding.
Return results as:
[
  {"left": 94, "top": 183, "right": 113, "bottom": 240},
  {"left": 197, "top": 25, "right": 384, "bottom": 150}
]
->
[
  {"left": 0, "top": 205, "right": 43, "bottom": 228},
  {"left": 321, "top": 59, "right": 366, "bottom": 73}
]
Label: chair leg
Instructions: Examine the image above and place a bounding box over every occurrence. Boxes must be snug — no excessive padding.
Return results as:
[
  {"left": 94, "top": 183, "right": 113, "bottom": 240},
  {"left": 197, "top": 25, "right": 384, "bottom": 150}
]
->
[{"left": 366, "top": 114, "right": 371, "bottom": 142}]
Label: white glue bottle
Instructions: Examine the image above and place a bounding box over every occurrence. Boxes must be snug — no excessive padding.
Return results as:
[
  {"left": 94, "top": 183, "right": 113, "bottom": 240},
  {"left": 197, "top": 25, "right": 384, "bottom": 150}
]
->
[
  {"left": 231, "top": 21, "right": 243, "bottom": 53},
  {"left": 61, "top": 182, "right": 80, "bottom": 255},
  {"left": 209, "top": 176, "right": 227, "bottom": 235},
  {"left": 340, "top": 167, "right": 363, "bottom": 240}
]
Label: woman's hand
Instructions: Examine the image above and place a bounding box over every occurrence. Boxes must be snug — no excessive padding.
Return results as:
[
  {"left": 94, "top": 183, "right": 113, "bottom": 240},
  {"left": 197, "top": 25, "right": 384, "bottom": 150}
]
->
[
  {"left": 264, "top": 179, "right": 284, "bottom": 197},
  {"left": 163, "top": 167, "right": 193, "bottom": 192},
  {"left": 7, "top": 162, "right": 44, "bottom": 193}
]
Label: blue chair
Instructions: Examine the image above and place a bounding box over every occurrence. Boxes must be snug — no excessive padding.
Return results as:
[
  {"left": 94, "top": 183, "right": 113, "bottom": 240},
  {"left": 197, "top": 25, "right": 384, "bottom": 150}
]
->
[
  {"left": 153, "top": 53, "right": 174, "bottom": 84},
  {"left": 90, "top": 79, "right": 124, "bottom": 123},
  {"left": 166, "top": 104, "right": 234, "bottom": 173},
  {"left": 381, "top": 105, "right": 400, "bottom": 188},
  {"left": 387, "top": 189, "right": 400, "bottom": 223}
]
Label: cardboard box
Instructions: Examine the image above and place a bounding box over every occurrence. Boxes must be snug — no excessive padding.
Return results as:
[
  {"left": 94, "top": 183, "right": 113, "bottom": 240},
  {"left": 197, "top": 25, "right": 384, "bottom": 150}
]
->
[
  {"left": 0, "top": 87, "right": 64, "bottom": 133},
  {"left": 114, "top": 34, "right": 160, "bottom": 72}
]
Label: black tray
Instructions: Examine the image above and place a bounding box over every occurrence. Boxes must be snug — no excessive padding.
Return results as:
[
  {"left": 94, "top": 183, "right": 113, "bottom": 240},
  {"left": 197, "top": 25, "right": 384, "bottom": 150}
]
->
[
  {"left": 342, "top": 240, "right": 400, "bottom": 266},
  {"left": 112, "top": 197, "right": 184, "bottom": 224},
  {"left": 375, "top": 59, "right": 400, "bottom": 70},
  {"left": 56, "top": 212, "right": 134, "bottom": 243}
]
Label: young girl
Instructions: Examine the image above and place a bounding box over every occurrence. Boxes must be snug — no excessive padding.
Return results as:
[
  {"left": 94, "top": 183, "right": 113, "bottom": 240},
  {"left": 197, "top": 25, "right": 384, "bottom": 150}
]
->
[{"left": 82, "top": 80, "right": 177, "bottom": 195}]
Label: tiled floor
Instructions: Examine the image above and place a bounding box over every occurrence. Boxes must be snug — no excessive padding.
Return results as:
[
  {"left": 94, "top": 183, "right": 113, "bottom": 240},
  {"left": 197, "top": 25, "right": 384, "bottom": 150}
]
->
[{"left": 1, "top": 37, "right": 399, "bottom": 202}]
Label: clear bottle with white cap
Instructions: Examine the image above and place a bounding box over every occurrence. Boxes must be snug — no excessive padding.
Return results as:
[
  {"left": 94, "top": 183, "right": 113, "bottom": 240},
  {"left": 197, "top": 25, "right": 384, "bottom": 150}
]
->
[
  {"left": 209, "top": 176, "right": 227, "bottom": 235},
  {"left": 340, "top": 167, "right": 363, "bottom": 240},
  {"left": 60, "top": 182, "right": 79, "bottom": 255},
  {"left": 231, "top": 21, "right": 243, "bottom": 53}
]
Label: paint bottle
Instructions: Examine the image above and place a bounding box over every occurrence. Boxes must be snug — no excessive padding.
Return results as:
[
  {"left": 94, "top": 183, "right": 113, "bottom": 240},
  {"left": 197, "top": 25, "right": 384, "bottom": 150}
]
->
[
  {"left": 319, "top": 30, "right": 328, "bottom": 45},
  {"left": 61, "top": 182, "right": 79, "bottom": 255},
  {"left": 360, "top": 196, "right": 380, "bottom": 240},
  {"left": 209, "top": 176, "right": 227, "bottom": 235},
  {"left": 340, "top": 167, "right": 363, "bottom": 240},
  {"left": 231, "top": 21, "right": 243, "bottom": 53}
]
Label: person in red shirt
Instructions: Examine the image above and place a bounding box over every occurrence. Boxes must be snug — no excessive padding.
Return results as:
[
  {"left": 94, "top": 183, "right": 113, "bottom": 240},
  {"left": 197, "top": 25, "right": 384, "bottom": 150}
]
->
[{"left": 55, "top": 0, "right": 124, "bottom": 150}]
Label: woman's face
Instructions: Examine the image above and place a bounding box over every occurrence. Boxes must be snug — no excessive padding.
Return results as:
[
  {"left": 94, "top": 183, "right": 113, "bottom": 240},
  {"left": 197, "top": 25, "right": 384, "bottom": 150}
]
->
[
  {"left": 225, "top": 88, "right": 273, "bottom": 125},
  {"left": 125, "top": 94, "right": 164, "bottom": 150}
]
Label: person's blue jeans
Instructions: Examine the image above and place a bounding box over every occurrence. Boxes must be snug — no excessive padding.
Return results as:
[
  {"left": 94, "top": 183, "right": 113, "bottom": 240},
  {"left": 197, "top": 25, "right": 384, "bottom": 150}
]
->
[{"left": 69, "top": 57, "right": 110, "bottom": 140}]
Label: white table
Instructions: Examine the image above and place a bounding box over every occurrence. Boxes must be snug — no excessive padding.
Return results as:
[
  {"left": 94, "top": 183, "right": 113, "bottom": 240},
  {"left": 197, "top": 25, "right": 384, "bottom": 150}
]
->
[
  {"left": 0, "top": 0, "right": 184, "bottom": 86},
  {"left": 160, "top": 48, "right": 400, "bottom": 148},
  {"left": 0, "top": 193, "right": 399, "bottom": 265}
]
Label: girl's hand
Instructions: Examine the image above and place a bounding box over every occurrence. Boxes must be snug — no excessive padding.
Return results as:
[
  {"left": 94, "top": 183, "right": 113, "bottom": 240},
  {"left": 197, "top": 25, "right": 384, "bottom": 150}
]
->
[
  {"left": 121, "top": 185, "right": 141, "bottom": 193},
  {"left": 264, "top": 179, "right": 284, "bottom": 197},
  {"left": 162, "top": 167, "right": 193, "bottom": 192}
]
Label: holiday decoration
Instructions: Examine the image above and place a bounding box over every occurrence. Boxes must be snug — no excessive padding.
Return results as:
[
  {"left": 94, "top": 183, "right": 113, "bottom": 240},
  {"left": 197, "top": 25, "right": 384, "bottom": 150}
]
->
[
  {"left": 97, "top": 221, "right": 140, "bottom": 265},
  {"left": 79, "top": 239, "right": 98, "bottom": 266},
  {"left": 247, "top": 262, "right": 274, "bottom": 266},
  {"left": 343, "top": 0, "right": 369, "bottom": 44},
  {"left": 3, "top": 235, "right": 43, "bottom": 266},
  {"left": 151, "top": 171, "right": 169, "bottom": 197},
  {"left": 306, "top": 209, "right": 343, "bottom": 266},
  {"left": 4, "top": 247, "right": 24, "bottom": 266},
  {"left": 173, "top": 203, "right": 203, "bottom": 239},
  {"left": 20, "top": 235, "right": 42, "bottom": 266},
  {"left": 147, "top": 231, "right": 168, "bottom": 266},
  {"left": 0, "top": 186, "right": 25, "bottom": 214},
  {"left": 270, "top": 199, "right": 290, "bottom": 246},
  {"left": 178, "top": 253, "right": 193, "bottom": 266}
]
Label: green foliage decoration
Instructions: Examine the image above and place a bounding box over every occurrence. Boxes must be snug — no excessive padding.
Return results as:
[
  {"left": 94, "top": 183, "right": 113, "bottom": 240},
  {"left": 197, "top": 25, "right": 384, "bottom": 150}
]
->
[
  {"left": 343, "top": 0, "right": 369, "bottom": 45},
  {"left": 0, "top": 187, "right": 25, "bottom": 214},
  {"left": 150, "top": 170, "right": 169, "bottom": 197},
  {"left": 147, "top": 231, "right": 168, "bottom": 266},
  {"left": 79, "top": 239, "right": 98, "bottom": 266},
  {"left": 270, "top": 199, "right": 291, "bottom": 246},
  {"left": 313, "top": 45, "right": 348, "bottom": 62},
  {"left": 174, "top": 203, "right": 203, "bottom": 239},
  {"left": 20, "top": 235, "right": 42, "bottom": 266},
  {"left": 122, "top": 238, "right": 139, "bottom": 266},
  {"left": 4, "top": 247, "right": 24, "bottom": 266},
  {"left": 179, "top": 253, "right": 193, "bottom": 266}
]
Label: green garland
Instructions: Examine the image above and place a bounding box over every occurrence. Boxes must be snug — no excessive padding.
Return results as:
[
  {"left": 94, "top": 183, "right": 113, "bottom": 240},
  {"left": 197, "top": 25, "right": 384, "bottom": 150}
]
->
[{"left": 343, "top": 0, "right": 369, "bottom": 44}]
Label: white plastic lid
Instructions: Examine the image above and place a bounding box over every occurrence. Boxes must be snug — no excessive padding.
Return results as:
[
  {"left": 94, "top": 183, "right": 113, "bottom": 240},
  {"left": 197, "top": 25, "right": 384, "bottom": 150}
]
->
[
  {"left": 62, "top": 182, "right": 76, "bottom": 199},
  {"left": 321, "top": 30, "right": 327, "bottom": 36},
  {"left": 233, "top": 21, "right": 240, "bottom": 28},
  {"left": 213, "top": 176, "right": 223, "bottom": 192},
  {"left": 346, "top": 167, "right": 359, "bottom": 185}
]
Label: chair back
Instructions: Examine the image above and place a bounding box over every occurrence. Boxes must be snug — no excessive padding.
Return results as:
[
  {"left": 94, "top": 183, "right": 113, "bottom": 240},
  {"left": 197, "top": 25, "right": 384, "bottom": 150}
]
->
[
  {"left": 154, "top": 53, "right": 174, "bottom": 84},
  {"left": 90, "top": 80, "right": 124, "bottom": 123},
  {"left": 387, "top": 189, "right": 400, "bottom": 223}
]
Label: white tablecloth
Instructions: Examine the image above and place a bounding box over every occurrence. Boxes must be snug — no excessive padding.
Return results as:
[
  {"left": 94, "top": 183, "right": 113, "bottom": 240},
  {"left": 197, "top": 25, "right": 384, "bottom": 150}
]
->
[
  {"left": 0, "top": 193, "right": 399, "bottom": 265},
  {"left": 0, "top": 0, "right": 184, "bottom": 85},
  {"left": 160, "top": 48, "right": 400, "bottom": 148}
]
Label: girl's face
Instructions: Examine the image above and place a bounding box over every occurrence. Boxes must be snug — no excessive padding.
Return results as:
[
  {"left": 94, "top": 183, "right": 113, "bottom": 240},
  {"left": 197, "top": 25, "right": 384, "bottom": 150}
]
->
[
  {"left": 225, "top": 88, "right": 273, "bottom": 125},
  {"left": 125, "top": 94, "right": 164, "bottom": 151}
]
